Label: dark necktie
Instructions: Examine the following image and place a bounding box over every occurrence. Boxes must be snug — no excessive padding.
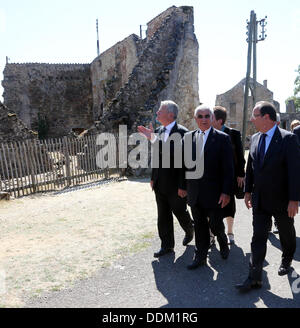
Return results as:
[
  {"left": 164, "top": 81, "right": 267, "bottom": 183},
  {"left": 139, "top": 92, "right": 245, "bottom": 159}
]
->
[
  {"left": 160, "top": 127, "right": 167, "bottom": 142},
  {"left": 258, "top": 133, "right": 266, "bottom": 167}
]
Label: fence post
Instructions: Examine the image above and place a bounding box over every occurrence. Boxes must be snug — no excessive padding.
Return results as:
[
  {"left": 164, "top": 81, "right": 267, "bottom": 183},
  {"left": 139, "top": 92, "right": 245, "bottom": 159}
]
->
[{"left": 63, "top": 137, "right": 71, "bottom": 187}]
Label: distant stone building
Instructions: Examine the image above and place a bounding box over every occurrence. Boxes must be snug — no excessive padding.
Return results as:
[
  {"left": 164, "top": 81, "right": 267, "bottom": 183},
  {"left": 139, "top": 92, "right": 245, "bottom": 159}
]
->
[
  {"left": 2, "top": 6, "right": 199, "bottom": 138},
  {"left": 279, "top": 99, "right": 300, "bottom": 130},
  {"left": 215, "top": 78, "right": 279, "bottom": 137}
]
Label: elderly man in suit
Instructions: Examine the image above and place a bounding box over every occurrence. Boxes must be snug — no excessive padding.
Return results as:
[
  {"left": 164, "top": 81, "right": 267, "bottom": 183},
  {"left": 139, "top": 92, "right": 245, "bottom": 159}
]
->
[
  {"left": 236, "top": 101, "right": 300, "bottom": 292},
  {"left": 182, "top": 105, "right": 234, "bottom": 269},
  {"left": 138, "top": 100, "right": 194, "bottom": 258}
]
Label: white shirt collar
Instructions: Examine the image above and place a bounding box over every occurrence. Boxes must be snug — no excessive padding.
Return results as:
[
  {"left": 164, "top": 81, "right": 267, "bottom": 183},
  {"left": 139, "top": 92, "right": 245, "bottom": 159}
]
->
[
  {"left": 198, "top": 126, "right": 212, "bottom": 135},
  {"left": 164, "top": 121, "right": 176, "bottom": 132}
]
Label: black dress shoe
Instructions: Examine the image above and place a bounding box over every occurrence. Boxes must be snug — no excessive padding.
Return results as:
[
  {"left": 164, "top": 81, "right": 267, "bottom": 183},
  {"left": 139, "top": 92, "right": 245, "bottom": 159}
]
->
[
  {"left": 220, "top": 246, "right": 230, "bottom": 259},
  {"left": 278, "top": 262, "right": 291, "bottom": 276},
  {"left": 235, "top": 277, "right": 262, "bottom": 293},
  {"left": 187, "top": 257, "right": 206, "bottom": 270},
  {"left": 153, "top": 248, "right": 174, "bottom": 258},
  {"left": 183, "top": 232, "right": 194, "bottom": 246}
]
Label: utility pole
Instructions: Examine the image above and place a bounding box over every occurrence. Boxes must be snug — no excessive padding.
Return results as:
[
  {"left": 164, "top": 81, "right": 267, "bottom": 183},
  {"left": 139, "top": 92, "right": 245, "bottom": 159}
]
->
[
  {"left": 242, "top": 10, "right": 254, "bottom": 152},
  {"left": 139, "top": 25, "right": 146, "bottom": 39},
  {"left": 252, "top": 12, "right": 257, "bottom": 105},
  {"left": 252, "top": 14, "right": 267, "bottom": 106},
  {"left": 241, "top": 10, "right": 267, "bottom": 152},
  {"left": 96, "top": 19, "right": 100, "bottom": 56}
]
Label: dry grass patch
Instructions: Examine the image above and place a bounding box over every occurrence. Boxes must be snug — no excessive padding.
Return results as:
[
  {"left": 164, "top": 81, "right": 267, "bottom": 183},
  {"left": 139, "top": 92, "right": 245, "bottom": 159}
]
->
[{"left": 0, "top": 178, "right": 157, "bottom": 307}]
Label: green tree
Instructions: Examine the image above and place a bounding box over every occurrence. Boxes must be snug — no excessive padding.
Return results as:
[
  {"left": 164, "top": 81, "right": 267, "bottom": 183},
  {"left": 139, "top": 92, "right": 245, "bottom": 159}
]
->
[{"left": 286, "top": 65, "right": 300, "bottom": 112}]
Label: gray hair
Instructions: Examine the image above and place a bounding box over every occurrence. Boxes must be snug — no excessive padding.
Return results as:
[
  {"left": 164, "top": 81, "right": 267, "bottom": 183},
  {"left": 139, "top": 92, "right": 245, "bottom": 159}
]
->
[
  {"left": 194, "top": 104, "right": 214, "bottom": 120},
  {"left": 160, "top": 100, "right": 179, "bottom": 119}
]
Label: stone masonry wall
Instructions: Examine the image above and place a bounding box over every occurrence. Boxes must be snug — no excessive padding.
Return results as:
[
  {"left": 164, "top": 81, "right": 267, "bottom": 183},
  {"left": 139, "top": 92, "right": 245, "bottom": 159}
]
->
[
  {"left": 2, "top": 63, "right": 93, "bottom": 138},
  {"left": 0, "top": 101, "right": 37, "bottom": 143},
  {"left": 93, "top": 6, "right": 199, "bottom": 134},
  {"left": 90, "top": 34, "right": 140, "bottom": 121},
  {"left": 1, "top": 6, "right": 199, "bottom": 140}
]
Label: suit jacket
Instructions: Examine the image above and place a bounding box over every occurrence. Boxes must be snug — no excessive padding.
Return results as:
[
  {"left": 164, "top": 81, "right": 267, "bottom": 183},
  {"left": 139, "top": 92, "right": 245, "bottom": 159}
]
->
[
  {"left": 151, "top": 122, "right": 188, "bottom": 193},
  {"left": 294, "top": 125, "right": 300, "bottom": 142},
  {"left": 223, "top": 126, "right": 245, "bottom": 178},
  {"left": 183, "top": 127, "right": 234, "bottom": 208},
  {"left": 245, "top": 126, "right": 300, "bottom": 213}
]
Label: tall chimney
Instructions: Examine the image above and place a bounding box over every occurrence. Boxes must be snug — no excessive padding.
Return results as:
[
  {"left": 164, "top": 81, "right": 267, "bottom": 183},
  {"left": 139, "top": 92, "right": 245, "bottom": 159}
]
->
[{"left": 263, "top": 80, "right": 267, "bottom": 88}]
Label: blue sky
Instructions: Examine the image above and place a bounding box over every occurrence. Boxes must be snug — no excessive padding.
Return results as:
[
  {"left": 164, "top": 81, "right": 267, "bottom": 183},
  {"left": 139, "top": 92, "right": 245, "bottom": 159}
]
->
[{"left": 0, "top": 0, "right": 299, "bottom": 112}]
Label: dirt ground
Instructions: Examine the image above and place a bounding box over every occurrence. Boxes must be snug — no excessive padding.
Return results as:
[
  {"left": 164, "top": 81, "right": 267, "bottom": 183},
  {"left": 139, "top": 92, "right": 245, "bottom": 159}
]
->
[{"left": 0, "top": 177, "right": 158, "bottom": 307}]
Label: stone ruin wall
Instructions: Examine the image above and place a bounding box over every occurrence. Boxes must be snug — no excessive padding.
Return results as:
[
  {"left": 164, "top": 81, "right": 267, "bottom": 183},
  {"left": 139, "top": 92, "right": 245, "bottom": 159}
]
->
[
  {"left": 90, "top": 34, "right": 141, "bottom": 121},
  {"left": 2, "top": 6, "right": 199, "bottom": 140},
  {"left": 146, "top": 6, "right": 177, "bottom": 40},
  {"left": 0, "top": 101, "right": 52, "bottom": 179},
  {"left": 0, "top": 101, "right": 37, "bottom": 143},
  {"left": 2, "top": 63, "right": 94, "bottom": 138},
  {"left": 93, "top": 6, "right": 199, "bottom": 134}
]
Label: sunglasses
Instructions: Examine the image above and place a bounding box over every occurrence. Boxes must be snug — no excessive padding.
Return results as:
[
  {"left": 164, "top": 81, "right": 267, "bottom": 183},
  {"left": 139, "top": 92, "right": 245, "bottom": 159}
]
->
[{"left": 196, "top": 114, "right": 210, "bottom": 119}]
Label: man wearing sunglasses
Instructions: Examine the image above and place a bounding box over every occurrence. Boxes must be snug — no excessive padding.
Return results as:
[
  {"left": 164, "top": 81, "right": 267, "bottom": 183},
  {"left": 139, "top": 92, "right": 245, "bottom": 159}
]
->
[{"left": 182, "top": 105, "right": 234, "bottom": 269}]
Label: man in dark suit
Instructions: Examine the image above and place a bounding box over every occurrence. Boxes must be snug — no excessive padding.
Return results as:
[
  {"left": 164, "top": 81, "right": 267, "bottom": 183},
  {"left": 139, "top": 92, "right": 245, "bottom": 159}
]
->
[
  {"left": 212, "top": 106, "right": 245, "bottom": 245},
  {"left": 236, "top": 101, "right": 300, "bottom": 292},
  {"left": 138, "top": 100, "right": 194, "bottom": 258},
  {"left": 182, "top": 105, "right": 234, "bottom": 269}
]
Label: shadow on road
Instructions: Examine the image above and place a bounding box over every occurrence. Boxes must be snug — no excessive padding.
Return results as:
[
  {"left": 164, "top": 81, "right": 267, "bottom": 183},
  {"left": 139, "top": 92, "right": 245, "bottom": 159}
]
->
[{"left": 151, "top": 242, "right": 300, "bottom": 308}]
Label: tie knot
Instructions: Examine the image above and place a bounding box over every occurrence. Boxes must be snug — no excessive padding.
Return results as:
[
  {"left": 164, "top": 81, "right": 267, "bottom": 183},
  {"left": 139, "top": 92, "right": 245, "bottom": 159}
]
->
[
  {"left": 261, "top": 133, "right": 267, "bottom": 139},
  {"left": 162, "top": 127, "right": 167, "bottom": 132},
  {"left": 200, "top": 130, "right": 205, "bottom": 135}
]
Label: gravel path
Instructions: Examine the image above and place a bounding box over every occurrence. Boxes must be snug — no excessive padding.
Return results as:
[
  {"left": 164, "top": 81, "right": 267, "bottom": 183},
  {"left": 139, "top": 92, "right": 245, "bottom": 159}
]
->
[{"left": 25, "top": 186, "right": 300, "bottom": 308}]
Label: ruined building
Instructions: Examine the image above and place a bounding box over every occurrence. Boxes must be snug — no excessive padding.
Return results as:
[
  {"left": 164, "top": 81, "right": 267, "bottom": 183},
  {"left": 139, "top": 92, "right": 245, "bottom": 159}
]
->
[
  {"left": 0, "top": 101, "right": 37, "bottom": 143},
  {"left": 215, "top": 78, "right": 280, "bottom": 137},
  {"left": 2, "top": 6, "right": 199, "bottom": 139}
]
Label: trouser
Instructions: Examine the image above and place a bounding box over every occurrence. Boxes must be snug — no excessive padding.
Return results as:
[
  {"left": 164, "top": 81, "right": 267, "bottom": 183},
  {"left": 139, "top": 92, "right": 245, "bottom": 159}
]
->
[
  {"left": 191, "top": 204, "right": 228, "bottom": 260},
  {"left": 155, "top": 189, "right": 194, "bottom": 249},
  {"left": 250, "top": 208, "right": 296, "bottom": 280}
]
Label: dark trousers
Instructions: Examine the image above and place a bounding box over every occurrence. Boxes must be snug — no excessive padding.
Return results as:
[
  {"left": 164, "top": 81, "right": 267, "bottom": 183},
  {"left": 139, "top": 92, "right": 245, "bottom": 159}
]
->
[
  {"left": 191, "top": 204, "right": 228, "bottom": 260},
  {"left": 155, "top": 189, "right": 193, "bottom": 249},
  {"left": 250, "top": 208, "right": 296, "bottom": 280}
]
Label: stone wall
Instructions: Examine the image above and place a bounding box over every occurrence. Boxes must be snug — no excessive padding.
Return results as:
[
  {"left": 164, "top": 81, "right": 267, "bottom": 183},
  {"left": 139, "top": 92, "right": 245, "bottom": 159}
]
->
[
  {"left": 90, "top": 34, "right": 140, "bottom": 121},
  {"left": 93, "top": 6, "right": 199, "bottom": 134},
  {"left": 1, "top": 6, "right": 199, "bottom": 139},
  {"left": 146, "top": 6, "right": 177, "bottom": 40},
  {"left": 2, "top": 63, "right": 93, "bottom": 138},
  {"left": 0, "top": 101, "right": 37, "bottom": 143}
]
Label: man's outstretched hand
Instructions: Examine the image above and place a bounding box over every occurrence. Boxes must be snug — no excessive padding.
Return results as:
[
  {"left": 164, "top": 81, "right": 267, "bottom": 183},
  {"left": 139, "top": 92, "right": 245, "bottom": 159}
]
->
[{"left": 138, "top": 123, "right": 154, "bottom": 140}]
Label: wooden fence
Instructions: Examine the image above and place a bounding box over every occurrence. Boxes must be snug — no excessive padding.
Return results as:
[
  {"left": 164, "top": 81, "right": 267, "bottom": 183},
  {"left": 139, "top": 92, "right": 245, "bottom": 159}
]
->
[{"left": 0, "top": 134, "right": 122, "bottom": 198}]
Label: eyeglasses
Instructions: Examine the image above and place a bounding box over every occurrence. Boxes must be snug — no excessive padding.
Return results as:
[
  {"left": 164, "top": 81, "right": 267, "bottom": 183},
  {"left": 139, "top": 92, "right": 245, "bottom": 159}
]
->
[
  {"left": 252, "top": 113, "right": 261, "bottom": 118},
  {"left": 196, "top": 114, "right": 210, "bottom": 119}
]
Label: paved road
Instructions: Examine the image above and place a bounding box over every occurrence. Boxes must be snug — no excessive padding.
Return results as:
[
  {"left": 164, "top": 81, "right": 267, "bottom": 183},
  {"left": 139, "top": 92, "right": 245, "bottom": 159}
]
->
[{"left": 25, "top": 198, "right": 300, "bottom": 308}]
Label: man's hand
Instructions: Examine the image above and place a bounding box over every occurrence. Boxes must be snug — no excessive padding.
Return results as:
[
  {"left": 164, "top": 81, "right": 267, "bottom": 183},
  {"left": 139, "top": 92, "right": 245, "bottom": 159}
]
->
[
  {"left": 237, "top": 176, "right": 244, "bottom": 188},
  {"left": 138, "top": 123, "right": 154, "bottom": 141},
  {"left": 150, "top": 180, "right": 154, "bottom": 190},
  {"left": 288, "top": 200, "right": 299, "bottom": 218},
  {"left": 218, "top": 193, "right": 230, "bottom": 208},
  {"left": 178, "top": 188, "right": 187, "bottom": 198},
  {"left": 244, "top": 192, "right": 252, "bottom": 209}
]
